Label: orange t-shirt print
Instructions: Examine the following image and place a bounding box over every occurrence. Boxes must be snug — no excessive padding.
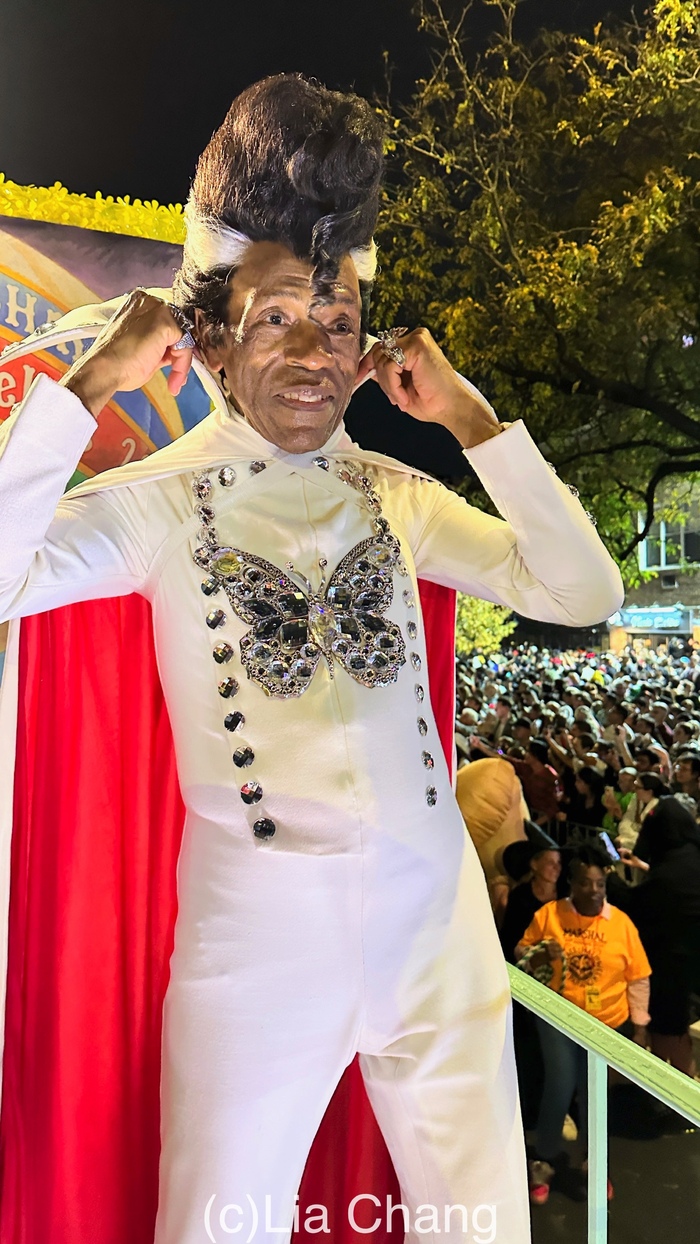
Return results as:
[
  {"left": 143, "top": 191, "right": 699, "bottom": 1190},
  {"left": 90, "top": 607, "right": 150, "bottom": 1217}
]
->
[{"left": 518, "top": 898, "right": 651, "bottom": 1029}]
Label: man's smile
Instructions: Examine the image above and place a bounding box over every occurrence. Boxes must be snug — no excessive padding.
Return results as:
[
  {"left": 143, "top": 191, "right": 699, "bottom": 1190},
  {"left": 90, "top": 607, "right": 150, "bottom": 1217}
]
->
[{"left": 275, "top": 387, "right": 335, "bottom": 408}]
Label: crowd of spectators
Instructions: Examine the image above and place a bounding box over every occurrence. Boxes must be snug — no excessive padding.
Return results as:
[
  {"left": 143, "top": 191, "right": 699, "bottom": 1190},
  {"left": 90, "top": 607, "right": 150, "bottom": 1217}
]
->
[
  {"left": 454, "top": 640, "right": 700, "bottom": 1204},
  {"left": 455, "top": 640, "right": 700, "bottom": 842}
]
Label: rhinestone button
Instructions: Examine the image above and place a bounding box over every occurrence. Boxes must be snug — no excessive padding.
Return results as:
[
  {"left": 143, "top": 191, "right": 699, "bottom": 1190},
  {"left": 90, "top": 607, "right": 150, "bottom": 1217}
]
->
[
  {"left": 193, "top": 546, "right": 211, "bottom": 569},
  {"left": 218, "top": 677, "right": 239, "bottom": 698},
  {"left": 218, "top": 466, "right": 236, "bottom": 487},
  {"left": 192, "top": 475, "right": 212, "bottom": 500},
  {"left": 249, "top": 461, "right": 267, "bottom": 475},
  {"left": 403, "top": 590, "right": 415, "bottom": 608},
  {"left": 224, "top": 710, "right": 245, "bottom": 731},
  {"left": 233, "top": 746, "right": 255, "bottom": 768},
  {"left": 417, "top": 717, "right": 428, "bottom": 736},
  {"left": 201, "top": 576, "right": 220, "bottom": 597},
  {"left": 240, "top": 780, "right": 263, "bottom": 805},
  {"left": 407, "top": 621, "right": 418, "bottom": 640},
  {"left": 253, "top": 817, "right": 276, "bottom": 840},
  {"left": 410, "top": 652, "right": 422, "bottom": 671},
  {"left": 213, "top": 642, "right": 234, "bottom": 663},
  {"left": 415, "top": 684, "right": 425, "bottom": 703},
  {"left": 426, "top": 786, "right": 438, "bottom": 807},
  {"left": 312, "top": 455, "right": 330, "bottom": 470},
  {"left": 196, "top": 503, "right": 215, "bottom": 525},
  {"left": 422, "top": 751, "right": 435, "bottom": 769},
  {"left": 206, "top": 609, "right": 226, "bottom": 629}
]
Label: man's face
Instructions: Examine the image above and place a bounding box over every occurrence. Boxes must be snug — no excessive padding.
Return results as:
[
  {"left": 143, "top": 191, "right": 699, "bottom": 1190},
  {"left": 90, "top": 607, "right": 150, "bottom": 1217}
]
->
[
  {"left": 636, "top": 753, "right": 654, "bottom": 773},
  {"left": 196, "top": 241, "right": 363, "bottom": 453}
]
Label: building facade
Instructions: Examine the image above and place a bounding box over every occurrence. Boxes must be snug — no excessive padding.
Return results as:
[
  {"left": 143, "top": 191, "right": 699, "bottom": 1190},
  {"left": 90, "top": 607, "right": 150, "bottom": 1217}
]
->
[{"left": 608, "top": 497, "right": 700, "bottom": 651}]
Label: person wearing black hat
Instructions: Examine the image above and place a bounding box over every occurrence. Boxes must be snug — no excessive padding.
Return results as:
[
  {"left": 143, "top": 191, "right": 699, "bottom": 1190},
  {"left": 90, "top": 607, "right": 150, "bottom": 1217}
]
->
[
  {"left": 498, "top": 824, "right": 563, "bottom": 1138},
  {"left": 500, "top": 824, "right": 563, "bottom": 964}
]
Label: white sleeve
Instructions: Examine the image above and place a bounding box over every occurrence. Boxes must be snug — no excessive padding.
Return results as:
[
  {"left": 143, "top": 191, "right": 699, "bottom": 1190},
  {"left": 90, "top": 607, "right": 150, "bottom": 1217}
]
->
[
  {"left": 0, "top": 373, "right": 150, "bottom": 622},
  {"left": 409, "top": 420, "right": 624, "bottom": 626},
  {"left": 626, "top": 977, "right": 651, "bottom": 1027}
]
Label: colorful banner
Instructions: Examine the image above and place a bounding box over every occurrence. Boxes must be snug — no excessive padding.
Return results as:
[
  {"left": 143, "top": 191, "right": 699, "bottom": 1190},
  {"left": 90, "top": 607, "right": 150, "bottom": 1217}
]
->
[{"left": 0, "top": 217, "right": 211, "bottom": 474}]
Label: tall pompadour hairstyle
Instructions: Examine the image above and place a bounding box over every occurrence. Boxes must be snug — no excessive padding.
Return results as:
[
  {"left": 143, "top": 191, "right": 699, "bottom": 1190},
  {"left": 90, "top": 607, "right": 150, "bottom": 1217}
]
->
[{"left": 172, "top": 73, "right": 387, "bottom": 351}]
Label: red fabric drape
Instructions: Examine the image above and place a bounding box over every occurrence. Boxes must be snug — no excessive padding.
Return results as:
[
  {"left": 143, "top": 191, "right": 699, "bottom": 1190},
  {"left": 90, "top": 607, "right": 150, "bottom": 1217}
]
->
[{"left": 0, "top": 581, "right": 455, "bottom": 1243}]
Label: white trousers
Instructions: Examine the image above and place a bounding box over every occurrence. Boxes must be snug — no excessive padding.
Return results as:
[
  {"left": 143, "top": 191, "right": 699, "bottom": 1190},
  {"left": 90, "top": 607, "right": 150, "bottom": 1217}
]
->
[{"left": 154, "top": 807, "right": 531, "bottom": 1244}]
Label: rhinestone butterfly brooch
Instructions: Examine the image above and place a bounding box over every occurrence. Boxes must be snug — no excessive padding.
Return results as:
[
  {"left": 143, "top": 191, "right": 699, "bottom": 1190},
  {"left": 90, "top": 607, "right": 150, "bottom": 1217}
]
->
[{"left": 194, "top": 536, "right": 407, "bottom": 698}]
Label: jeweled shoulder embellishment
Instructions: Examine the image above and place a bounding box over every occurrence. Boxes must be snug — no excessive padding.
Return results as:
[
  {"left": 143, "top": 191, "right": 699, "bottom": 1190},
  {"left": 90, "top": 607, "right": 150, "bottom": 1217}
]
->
[{"left": 192, "top": 538, "right": 406, "bottom": 698}]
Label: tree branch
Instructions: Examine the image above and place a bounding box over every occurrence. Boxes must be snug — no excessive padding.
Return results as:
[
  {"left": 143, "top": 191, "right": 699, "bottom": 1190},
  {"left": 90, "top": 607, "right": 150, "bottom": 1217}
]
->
[
  {"left": 554, "top": 439, "right": 676, "bottom": 468},
  {"left": 496, "top": 361, "right": 700, "bottom": 443},
  {"left": 621, "top": 459, "right": 700, "bottom": 560}
]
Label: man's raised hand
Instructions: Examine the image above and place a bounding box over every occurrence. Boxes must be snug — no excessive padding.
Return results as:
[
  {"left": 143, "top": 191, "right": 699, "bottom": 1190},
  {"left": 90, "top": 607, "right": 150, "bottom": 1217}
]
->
[
  {"left": 355, "top": 326, "right": 501, "bottom": 448},
  {"left": 59, "top": 290, "right": 196, "bottom": 418}
]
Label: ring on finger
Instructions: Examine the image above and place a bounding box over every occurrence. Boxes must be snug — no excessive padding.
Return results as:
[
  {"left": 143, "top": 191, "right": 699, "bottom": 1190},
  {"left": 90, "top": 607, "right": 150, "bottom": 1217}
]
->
[
  {"left": 377, "top": 326, "right": 409, "bottom": 367},
  {"left": 166, "top": 301, "right": 196, "bottom": 351},
  {"left": 172, "top": 329, "right": 196, "bottom": 351}
]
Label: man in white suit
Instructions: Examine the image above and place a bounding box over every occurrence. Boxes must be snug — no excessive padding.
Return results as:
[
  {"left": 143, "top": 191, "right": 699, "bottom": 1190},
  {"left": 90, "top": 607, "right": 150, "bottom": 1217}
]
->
[{"left": 0, "top": 73, "right": 623, "bottom": 1242}]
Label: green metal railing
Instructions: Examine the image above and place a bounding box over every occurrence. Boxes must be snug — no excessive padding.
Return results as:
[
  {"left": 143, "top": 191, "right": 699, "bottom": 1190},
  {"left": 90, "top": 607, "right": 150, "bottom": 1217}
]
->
[{"left": 508, "top": 965, "right": 700, "bottom": 1243}]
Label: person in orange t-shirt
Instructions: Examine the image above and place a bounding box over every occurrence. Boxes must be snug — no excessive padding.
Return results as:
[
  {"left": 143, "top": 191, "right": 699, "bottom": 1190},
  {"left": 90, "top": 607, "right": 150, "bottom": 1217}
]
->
[{"left": 516, "top": 844, "right": 651, "bottom": 1205}]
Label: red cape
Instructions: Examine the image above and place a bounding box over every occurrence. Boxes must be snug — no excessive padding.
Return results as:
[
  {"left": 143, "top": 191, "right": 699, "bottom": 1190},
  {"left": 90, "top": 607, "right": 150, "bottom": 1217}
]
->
[{"left": 0, "top": 580, "right": 455, "bottom": 1244}]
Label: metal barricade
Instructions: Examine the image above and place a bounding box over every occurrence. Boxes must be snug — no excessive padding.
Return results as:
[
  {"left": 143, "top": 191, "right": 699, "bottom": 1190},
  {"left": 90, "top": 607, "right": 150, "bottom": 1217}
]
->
[{"left": 509, "top": 966, "right": 700, "bottom": 1244}]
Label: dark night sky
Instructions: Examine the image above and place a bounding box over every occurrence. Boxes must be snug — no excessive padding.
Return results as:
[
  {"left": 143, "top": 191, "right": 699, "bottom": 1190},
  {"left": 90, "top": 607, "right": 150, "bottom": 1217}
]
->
[
  {"left": 0, "top": 0, "right": 638, "bottom": 480},
  {"left": 1, "top": 0, "right": 638, "bottom": 203}
]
